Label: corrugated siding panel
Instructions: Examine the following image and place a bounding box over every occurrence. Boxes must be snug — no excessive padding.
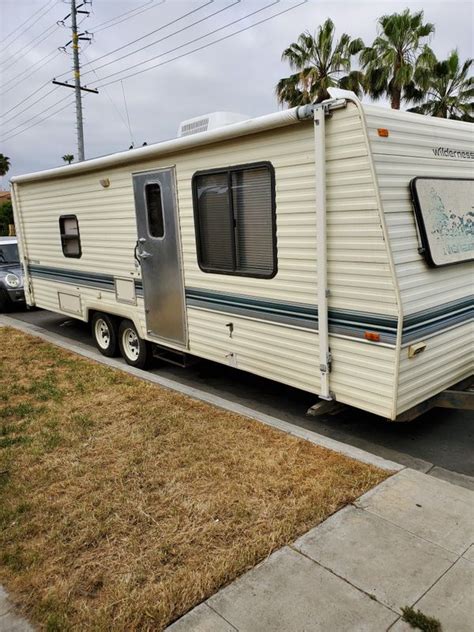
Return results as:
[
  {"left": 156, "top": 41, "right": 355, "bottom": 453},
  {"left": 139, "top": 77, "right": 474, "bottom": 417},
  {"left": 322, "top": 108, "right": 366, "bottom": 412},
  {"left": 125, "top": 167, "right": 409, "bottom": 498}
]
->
[
  {"left": 188, "top": 307, "right": 396, "bottom": 417},
  {"left": 364, "top": 106, "right": 473, "bottom": 416},
  {"left": 397, "top": 322, "right": 474, "bottom": 412},
  {"left": 15, "top": 172, "right": 139, "bottom": 279},
  {"left": 25, "top": 277, "right": 148, "bottom": 335},
  {"left": 187, "top": 307, "right": 320, "bottom": 394},
  {"left": 365, "top": 105, "right": 473, "bottom": 316},
  {"left": 325, "top": 105, "right": 398, "bottom": 317},
  {"left": 329, "top": 336, "right": 396, "bottom": 418}
]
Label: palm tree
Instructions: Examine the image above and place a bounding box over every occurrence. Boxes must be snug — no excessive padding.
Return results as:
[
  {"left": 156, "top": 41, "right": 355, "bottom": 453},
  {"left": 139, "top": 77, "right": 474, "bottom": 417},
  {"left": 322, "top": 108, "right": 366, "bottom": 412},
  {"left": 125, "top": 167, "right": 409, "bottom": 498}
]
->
[
  {"left": 360, "top": 9, "right": 435, "bottom": 109},
  {"left": 276, "top": 18, "right": 365, "bottom": 107},
  {"left": 0, "top": 154, "right": 11, "bottom": 177},
  {"left": 407, "top": 51, "right": 473, "bottom": 121},
  {"left": 62, "top": 154, "right": 74, "bottom": 165}
]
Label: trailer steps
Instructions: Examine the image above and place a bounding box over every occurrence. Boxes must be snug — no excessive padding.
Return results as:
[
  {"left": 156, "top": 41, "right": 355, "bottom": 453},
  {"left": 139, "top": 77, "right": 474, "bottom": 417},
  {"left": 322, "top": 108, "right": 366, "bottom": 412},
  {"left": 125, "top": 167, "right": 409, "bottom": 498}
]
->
[
  {"left": 306, "top": 400, "right": 347, "bottom": 417},
  {"left": 151, "top": 344, "right": 196, "bottom": 368}
]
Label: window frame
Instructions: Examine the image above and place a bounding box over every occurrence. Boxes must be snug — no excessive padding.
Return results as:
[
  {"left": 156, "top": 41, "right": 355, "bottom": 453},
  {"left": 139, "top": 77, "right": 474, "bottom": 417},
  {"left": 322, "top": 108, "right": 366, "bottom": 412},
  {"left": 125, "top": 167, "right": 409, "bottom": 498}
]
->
[
  {"left": 192, "top": 161, "right": 277, "bottom": 279},
  {"left": 59, "top": 214, "right": 82, "bottom": 259}
]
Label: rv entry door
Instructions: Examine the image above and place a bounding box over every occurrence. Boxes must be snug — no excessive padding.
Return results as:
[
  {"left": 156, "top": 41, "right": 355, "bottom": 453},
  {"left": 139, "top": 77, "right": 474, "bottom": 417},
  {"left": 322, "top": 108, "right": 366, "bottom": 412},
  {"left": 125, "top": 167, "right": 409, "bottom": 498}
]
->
[{"left": 133, "top": 168, "right": 186, "bottom": 346}]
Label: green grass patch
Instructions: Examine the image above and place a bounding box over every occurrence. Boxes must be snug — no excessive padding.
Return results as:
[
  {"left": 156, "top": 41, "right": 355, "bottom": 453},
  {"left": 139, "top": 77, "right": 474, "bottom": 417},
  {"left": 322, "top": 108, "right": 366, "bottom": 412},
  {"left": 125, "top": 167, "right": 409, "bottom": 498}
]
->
[
  {"left": 402, "top": 606, "right": 442, "bottom": 631},
  {"left": 27, "top": 373, "right": 63, "bottom": 402}
]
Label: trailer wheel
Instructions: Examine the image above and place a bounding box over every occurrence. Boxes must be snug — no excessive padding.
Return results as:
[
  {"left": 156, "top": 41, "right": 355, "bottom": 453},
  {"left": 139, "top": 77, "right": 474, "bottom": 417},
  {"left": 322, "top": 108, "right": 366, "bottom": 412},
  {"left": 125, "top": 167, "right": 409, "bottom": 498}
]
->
[
  {"left": 118, "top": 319, "right": 151, "bottom": 369},
  {"left": 91, "top": 312, "right": 119, "bottom": 357}
]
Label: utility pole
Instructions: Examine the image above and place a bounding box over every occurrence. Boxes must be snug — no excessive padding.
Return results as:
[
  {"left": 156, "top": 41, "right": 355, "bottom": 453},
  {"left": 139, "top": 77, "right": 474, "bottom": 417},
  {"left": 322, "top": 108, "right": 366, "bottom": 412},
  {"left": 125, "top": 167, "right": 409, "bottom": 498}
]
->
[
  {"left": 53, "top": 0, "right": 98, "bottom": 162},
  {"left": 71, "top": 0, "right": 85, "bottom": 161}
]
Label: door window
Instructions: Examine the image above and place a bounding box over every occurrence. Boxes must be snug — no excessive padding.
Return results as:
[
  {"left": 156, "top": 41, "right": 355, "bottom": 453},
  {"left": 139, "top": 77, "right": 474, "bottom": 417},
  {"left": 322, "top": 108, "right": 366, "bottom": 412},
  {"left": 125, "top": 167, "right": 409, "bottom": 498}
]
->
[{"left": 145, "top": 183, "right": 165, "bottom": 238}]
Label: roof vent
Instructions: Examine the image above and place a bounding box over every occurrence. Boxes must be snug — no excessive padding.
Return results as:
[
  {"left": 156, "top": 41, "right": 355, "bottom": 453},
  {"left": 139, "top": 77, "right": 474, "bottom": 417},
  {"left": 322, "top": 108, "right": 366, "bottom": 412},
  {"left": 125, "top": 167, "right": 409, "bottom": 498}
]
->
[{"left": 177, "top": 111, "right": 249, "bottom": 138}]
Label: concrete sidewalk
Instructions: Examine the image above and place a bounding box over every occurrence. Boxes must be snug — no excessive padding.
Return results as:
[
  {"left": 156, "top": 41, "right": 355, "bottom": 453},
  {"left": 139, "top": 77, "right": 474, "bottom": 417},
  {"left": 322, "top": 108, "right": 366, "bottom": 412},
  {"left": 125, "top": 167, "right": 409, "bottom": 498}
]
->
[
  {"left": 0, "top": 587, "right": 33, "bottom": 632},
  {"left": 167, "top": 468, "right": 474, "bottom": 632}
]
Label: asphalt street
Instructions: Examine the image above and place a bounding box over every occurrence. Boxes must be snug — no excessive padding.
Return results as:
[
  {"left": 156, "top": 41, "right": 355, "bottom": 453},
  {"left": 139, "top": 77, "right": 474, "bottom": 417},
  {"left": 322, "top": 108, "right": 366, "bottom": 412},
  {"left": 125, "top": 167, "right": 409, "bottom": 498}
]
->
[{"left": 6, "top": 307, "right": 474, "bottom": 488}]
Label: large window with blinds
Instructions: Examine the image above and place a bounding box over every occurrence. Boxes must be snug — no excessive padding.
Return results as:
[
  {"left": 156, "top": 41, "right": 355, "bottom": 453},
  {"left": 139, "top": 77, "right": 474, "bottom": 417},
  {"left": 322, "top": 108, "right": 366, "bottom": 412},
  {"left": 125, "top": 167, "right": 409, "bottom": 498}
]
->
[{"left": 192, "top": 162, "right": 277, "bottom": 278}]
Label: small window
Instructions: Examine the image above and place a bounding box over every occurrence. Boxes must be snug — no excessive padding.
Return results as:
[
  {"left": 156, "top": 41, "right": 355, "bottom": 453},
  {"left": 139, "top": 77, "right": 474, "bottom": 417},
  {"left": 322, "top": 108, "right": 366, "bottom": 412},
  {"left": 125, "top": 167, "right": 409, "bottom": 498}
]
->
[
  {"left": 145, "top": 182, "right": 164, "bottom": 238},
  {"left": 59, "top": 215, "right": 81, "bottom": 258},
  {"left": 193, "top": 162, "right": 276, "bottom": 278}
]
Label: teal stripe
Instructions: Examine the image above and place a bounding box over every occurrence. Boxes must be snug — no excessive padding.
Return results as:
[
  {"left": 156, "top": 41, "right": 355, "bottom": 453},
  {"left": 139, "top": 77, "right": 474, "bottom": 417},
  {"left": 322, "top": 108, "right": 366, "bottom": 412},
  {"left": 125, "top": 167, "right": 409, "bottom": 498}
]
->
[
  {"left": 26, "top": 264, "right": 472, "bottom": 344},
  {"left": 28, "top": 264, "right": 114, "bottom": 290},
  {"left": 186, "top": 288, "right": 473, "bottom": 344},
  {"left": 186, "top": 288, "right": 398, "bottom": 343},
  {"left": 404, "top": 298, "right": 473, "bottom": 330}
]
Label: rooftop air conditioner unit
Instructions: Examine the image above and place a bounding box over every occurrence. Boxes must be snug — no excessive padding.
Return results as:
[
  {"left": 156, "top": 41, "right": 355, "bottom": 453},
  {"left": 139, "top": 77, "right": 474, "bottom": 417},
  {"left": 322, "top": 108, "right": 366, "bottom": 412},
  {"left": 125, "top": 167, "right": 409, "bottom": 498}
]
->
[{"left": 177, "top": 111, "right": 249, "bottom": 138}]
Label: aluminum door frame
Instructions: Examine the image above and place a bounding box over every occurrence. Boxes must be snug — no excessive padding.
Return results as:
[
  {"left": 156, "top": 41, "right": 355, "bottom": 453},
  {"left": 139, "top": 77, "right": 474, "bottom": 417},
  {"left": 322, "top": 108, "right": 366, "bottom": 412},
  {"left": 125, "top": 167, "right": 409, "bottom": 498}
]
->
[{"left": 132, "top": 167, "right": 187, "bottom": 347}]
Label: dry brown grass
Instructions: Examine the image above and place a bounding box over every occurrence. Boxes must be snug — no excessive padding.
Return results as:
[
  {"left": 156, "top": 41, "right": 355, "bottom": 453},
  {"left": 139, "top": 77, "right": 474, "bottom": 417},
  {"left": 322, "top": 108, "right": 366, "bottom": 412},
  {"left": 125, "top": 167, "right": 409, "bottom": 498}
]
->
[{"left": 0, "top": 327, "right": 389, "bottom": 631}]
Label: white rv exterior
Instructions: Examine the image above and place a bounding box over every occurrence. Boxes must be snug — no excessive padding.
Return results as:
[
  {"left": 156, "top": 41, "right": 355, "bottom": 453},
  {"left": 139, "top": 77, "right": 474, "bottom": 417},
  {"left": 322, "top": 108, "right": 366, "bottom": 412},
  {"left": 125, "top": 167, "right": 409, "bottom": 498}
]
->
[{"left": 11, "top": 93, "right": 474, "bottom": 420}]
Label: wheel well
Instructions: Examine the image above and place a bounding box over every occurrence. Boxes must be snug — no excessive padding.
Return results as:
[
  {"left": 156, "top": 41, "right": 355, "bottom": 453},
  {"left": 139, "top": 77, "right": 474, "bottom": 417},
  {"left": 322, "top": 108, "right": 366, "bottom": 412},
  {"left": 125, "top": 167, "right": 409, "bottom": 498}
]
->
[
  {"left": 87, "top": 309, "right": 142, "bottom": 336},
  {"left": 88, "top": 309, "right": 118, "bottom": 324}
]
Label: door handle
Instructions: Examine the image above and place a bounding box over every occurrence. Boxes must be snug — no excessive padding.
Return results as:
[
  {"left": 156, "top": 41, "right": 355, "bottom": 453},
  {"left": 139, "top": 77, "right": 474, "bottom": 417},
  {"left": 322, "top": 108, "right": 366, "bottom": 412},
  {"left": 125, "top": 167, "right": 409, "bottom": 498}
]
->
[
  {"left": 134, "top": 239, "right": 152, "bottom": 263},
  {"left": 138, "top": 250, "right": 152, "bottom": 260},
  {"left": 134, "top": 240, "right": 140, "bottom": 264}
]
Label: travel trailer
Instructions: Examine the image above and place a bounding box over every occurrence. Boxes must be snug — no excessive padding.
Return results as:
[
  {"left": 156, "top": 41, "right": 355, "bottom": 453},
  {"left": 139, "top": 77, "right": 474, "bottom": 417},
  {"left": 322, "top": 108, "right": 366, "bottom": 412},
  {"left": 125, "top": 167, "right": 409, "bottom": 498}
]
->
[{"left": 11, "top": 90, "right": 473, "bottom": 421}]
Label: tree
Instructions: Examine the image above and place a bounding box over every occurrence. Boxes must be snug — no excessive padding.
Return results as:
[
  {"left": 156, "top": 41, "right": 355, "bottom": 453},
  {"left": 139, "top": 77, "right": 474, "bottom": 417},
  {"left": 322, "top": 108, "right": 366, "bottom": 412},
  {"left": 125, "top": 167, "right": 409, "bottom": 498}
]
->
[
  {"left": 360, "top": 9, "right": 435, "bottom": 109},
  {"left": 62, "top": 154, "right": 74, "bottom": 165},
  {"left": 0, "top": 154, "right": 10, "bottom": 177},
  {"left": 407, "top": 50, "right": 473, "bottom": 121},
  {"left": 276, "top": 18, "right": 365, "bottom": 107},
  {"left": 0, "top": 201, "right": 13, "bottom": 236}
]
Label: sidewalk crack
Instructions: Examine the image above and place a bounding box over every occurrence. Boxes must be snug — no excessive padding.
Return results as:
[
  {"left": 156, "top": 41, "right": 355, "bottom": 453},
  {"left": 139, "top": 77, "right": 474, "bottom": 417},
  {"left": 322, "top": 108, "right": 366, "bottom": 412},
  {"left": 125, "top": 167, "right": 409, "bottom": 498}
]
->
[
  {"left": 356, "top": 506, "right": 462, "bottom": 558},
  {"left": 206, "top": 602, "right": 239, "bottom": 631},
  {"left": 288, "top": 544, "right": 400, "bottom": 616}
]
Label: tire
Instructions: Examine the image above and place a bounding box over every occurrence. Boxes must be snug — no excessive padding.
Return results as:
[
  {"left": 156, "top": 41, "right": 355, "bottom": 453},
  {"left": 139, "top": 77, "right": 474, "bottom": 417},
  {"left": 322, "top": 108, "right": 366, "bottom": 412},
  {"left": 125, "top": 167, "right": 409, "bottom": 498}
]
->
[
  {"left": 91, "top": 312, "right": 119, "bottom": 357},
  {"left": 118, "top": 319, "right": 151, "bottom": 369},
  {"left": 0, "top": 289, "right": 11, "bottom": 313}
]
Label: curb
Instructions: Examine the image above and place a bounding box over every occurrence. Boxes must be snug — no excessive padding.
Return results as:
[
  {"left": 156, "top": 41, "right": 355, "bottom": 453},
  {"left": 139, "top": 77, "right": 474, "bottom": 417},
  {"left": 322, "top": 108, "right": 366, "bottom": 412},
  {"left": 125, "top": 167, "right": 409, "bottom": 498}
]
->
[{"left": 0, "top": 315, "right": 403, "bottom": 472}]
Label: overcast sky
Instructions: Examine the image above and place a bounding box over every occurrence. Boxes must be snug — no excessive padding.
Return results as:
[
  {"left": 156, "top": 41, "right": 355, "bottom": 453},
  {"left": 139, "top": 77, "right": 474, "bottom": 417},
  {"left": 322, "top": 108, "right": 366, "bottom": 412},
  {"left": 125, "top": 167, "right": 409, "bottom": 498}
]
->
[{"left": 1, "top": 0, "right": 473, "bottom": 181}]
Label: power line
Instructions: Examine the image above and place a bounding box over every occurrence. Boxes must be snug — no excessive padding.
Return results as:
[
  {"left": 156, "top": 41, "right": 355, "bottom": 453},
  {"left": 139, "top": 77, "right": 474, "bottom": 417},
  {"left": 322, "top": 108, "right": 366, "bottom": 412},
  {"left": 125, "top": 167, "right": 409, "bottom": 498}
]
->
[
  {"left": 0, "top": 0, "right": 58, "bottom": 53},
  {"left": 0, "top": 50, "right": 61, "bottom": 95},
  {"left": 80, "top": 0, "right": 239, "bottom": 80},
  {"left": 2, "top": 22, "right": 59, "bottom": 69},
  {"left": 121, "top": 81, "right": 135, "bottom": 147},
  {"left": 91, "top": 0, "right": 153, "bottom": 31},
  {"left": 93, "top": 0, "right": 299, "bottom": 89},
  {"left": 1, "top": 97, "right": 75, "bottom": 144},
  {"left": 0, "top": 94, "right": 73, "bottom": 143},
  {"left": 94, "top": 0, "right": 308, "bottom": 90},
  {"left": 1, "top": 0, "right": 308, "bottom": 146},
  {"left": 81, "top": 49, "right": 132, "bottom": 142},
  {"left": 1, "top": 1, "right": 94, "bottom": 153},
  {"left": 1, "top": 82, "right": 52, "bottom": 119},
  {"left": 1, "top": 87, "right": 59, "bottom": 126},
  {"left": 55, "top": 0, "right": 213, "bottom": 79},
  {"left": 93, "top": 0, "right": 164, "bottom": 34}
]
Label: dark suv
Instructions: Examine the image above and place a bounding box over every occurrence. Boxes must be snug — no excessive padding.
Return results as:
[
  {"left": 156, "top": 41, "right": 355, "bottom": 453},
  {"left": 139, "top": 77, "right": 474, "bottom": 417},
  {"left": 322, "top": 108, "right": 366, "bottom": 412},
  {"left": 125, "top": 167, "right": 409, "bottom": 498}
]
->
[{"left": 0, "top": 237, "right": 25, "bottom": 312}]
